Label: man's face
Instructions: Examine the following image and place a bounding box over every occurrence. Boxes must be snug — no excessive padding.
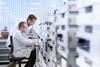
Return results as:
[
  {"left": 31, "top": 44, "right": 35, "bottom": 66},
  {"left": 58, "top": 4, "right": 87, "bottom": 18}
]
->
[
  {"left": 27, "top": 19, "right": 36, "bottom": 26},
  {"left": 21, "top": 24, "right": 27, "bottom": 32}
]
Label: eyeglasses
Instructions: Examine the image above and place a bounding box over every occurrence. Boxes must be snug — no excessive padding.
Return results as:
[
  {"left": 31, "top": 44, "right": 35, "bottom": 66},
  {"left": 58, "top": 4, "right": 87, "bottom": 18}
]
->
[
  {"left": 22, "top": 26, "right": 27, "bottom": 28},
  {"left": 31, "top": 20, "right": 36, "bottom": 23}
]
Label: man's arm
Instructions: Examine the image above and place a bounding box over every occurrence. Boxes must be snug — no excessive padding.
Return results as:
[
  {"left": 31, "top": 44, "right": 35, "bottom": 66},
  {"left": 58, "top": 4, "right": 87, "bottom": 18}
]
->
[{"left": 13, "top": 31, "right": 34, "bottom": 46}]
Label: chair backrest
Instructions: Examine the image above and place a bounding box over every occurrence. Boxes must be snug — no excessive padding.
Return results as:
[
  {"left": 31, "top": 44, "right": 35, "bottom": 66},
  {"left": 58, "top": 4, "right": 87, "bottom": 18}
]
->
[
  {"left": 10, "top": 36, "right": 14, "bottom": 54},
  {"left": 8, "top": 36, "right": 15, "bottom": 60}
]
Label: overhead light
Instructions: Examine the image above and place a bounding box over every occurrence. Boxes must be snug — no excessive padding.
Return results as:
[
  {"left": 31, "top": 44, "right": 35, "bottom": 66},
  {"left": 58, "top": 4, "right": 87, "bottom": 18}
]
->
[
  {"left": 30, "top": 8, "right": 38, "bottom": 10},
  {"left": 31, "top": 3, "right": 40, "bottom": 5},
  {"left": 51, "top": 3, "right": 57, "bottom": 10},
  {"left": 63, "top": 0, "right": 67, "bottom": 2},
  {"left": 51, "top": 3, "right": 56, "bottom": 7}
]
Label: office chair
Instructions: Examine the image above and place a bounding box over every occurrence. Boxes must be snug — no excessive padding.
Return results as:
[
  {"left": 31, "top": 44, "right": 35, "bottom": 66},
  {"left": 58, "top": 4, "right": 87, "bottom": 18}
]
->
[{"left": 8, "top": 36, "right": 27, "bottom": 67}]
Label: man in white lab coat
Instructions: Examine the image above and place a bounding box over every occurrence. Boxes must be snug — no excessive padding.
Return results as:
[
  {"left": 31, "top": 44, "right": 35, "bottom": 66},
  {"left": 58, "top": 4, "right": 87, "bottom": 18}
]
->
[
  {"left": 26, "top": 14, "right": 38, "bottom": 38},
  {"left": 13, "top": 22, "right": 37, "bottom": 67},
  {"left": 13, "top": 21, "right": 36, "bottom": 57},
  {"left": 24, "top": 14, "right": 38, "bottom": 67}
]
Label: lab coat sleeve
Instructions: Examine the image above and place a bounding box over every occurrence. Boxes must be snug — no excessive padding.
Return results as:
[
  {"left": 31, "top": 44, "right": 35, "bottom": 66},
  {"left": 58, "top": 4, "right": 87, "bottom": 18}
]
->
[{"left": 13, "top": 31, "right": 34, "bottom": 46}]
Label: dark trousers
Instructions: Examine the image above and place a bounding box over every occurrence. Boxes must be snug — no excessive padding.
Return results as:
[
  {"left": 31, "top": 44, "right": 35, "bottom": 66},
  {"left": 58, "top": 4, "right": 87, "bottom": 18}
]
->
[{"left": 24, "top": 49, "right": 36, "bottom": 67}]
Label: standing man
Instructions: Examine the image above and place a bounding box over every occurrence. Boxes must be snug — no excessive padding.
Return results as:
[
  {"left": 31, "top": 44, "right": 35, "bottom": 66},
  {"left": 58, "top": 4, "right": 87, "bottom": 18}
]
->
[
  {"left": 25, "top": 14, "right": 38, "bottom": 67},
  {"left": 26, "top": 14, "right": 37, "bottom": 35}
]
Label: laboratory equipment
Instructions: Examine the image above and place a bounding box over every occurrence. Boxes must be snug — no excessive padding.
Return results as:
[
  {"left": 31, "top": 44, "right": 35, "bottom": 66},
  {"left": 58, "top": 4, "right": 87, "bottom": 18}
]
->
[{"left": 76, "top": 1, "right": 100, "bottom": 67}]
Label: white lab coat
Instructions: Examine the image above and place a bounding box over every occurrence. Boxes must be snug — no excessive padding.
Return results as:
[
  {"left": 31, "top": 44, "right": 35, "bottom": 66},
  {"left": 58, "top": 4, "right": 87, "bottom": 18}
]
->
[
  {"left": 6, "top": 24, "right": 38, "bottom": 57},
  {"left": 27, "top": 25, "right": 39, "bottom": 36},
  {"left": 13, "top": 30, "right": 35, "bottom": 58},
  {"left": 6, "top": 25, "right": 37, "bottom": 48}
]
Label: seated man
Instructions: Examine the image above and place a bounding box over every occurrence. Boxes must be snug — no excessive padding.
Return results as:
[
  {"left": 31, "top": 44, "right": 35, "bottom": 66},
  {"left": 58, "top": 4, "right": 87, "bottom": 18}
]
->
[{"left": 12, "top": 21, "right": 37, "bottom": 67}]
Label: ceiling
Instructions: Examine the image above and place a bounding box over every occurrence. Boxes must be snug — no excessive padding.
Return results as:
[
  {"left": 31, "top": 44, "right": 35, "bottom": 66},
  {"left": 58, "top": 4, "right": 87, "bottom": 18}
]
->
[{"left": 0, "top": 0, "right": 62, "bottom": 31}]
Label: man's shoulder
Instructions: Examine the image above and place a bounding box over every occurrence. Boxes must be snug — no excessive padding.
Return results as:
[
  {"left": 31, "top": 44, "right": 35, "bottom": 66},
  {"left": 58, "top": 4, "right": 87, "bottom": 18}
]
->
[
  {"left": 15, "top": 30, "right": 20, "bottom": 33},
  {"left": 13, "top": 30, "right": 21, "bottom": 35}
]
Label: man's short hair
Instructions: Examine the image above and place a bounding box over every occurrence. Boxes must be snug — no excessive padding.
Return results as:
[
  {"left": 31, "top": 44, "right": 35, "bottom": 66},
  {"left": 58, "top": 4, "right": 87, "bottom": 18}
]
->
[
  {"left": 27, "top": 14, "right": 37, "bottom": 22},
  {"left": 18, "top": 21, "right": 26, "bottom": 29}
]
